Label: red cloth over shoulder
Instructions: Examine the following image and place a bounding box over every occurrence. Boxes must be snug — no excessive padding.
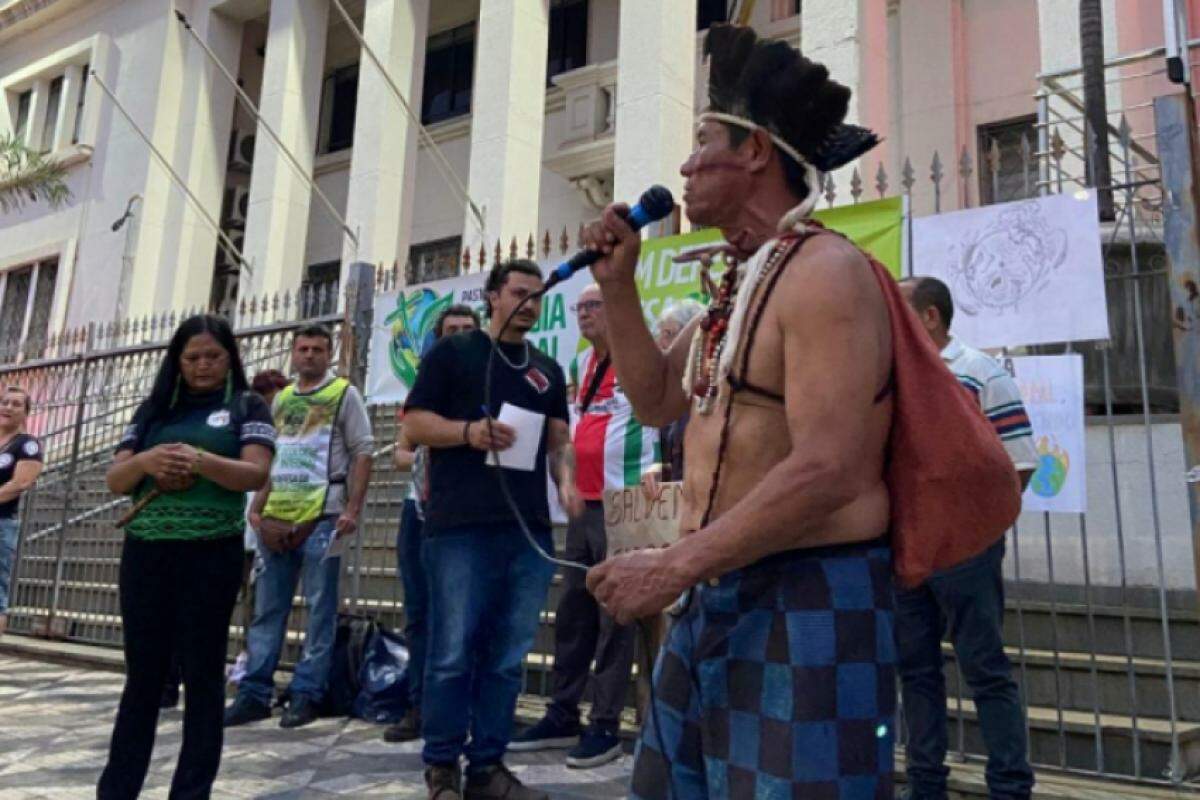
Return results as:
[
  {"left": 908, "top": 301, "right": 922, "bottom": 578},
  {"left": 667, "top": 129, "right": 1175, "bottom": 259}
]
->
[
  {"left": 867, "top": 256, "right": 1021, "bottom": 588},
  {"left": 787, "top": 225, "right": 1022, "bottom": 588}
]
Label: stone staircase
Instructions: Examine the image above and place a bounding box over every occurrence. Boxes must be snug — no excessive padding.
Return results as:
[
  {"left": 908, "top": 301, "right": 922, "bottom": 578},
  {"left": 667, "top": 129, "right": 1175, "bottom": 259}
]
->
[{"left": 9, "top": 407, "right": 1200, "bottom": 787}]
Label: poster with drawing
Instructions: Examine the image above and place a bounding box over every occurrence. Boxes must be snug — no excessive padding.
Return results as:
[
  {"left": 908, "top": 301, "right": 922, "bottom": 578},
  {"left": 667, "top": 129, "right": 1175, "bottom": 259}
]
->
[
  {"left": 1004, "top": 355, "right": 1086, "bottom": 514},
  {"left": 913, "top": 191, "right": 1108, "bottom": 348}
]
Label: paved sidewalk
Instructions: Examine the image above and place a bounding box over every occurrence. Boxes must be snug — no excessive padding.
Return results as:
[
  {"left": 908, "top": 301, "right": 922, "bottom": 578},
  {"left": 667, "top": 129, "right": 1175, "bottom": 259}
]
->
[{"left": 0, "top": 654, "right": 632, "bottom": 799}]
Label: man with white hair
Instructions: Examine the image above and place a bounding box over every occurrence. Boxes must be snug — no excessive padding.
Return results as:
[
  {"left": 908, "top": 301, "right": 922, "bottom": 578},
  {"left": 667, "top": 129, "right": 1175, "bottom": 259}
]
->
[
  {"left": 510, "top": 284, "right": 659, "bottom": 768},
  {"left": 642, "top": 300, "right": 705, "bottom": 502}
]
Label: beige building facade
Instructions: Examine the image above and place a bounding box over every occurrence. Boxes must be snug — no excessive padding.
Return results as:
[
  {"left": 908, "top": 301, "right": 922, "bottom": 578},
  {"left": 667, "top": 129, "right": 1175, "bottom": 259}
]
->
[{"left": 0, "top": 0, "right": 1192, "bottom": 346}]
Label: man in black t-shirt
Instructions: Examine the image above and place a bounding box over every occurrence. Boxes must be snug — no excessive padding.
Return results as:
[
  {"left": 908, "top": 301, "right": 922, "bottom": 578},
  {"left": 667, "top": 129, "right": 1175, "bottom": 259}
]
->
[{"left": 404, "top": 259, "right": 581, "bottom": 800}]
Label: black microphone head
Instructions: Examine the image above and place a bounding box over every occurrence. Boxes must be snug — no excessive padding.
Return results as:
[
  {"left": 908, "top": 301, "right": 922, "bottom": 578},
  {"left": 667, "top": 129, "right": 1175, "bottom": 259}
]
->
[{"left": 638, "top": 185, "right": 675, "bottom": 222}]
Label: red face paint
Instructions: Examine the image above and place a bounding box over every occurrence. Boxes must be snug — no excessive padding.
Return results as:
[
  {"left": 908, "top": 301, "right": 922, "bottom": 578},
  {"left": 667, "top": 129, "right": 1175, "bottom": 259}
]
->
[{"left": 682, "top": 146, "right": 744, "bottom": 178}]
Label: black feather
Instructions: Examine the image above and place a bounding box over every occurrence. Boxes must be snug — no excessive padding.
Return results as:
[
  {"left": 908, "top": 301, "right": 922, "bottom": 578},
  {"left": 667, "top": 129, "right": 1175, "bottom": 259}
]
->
[
  {"left": 811, "top": 125, "right": 882, "bottom": 172},
  {"left": 704, "top": 24, "right": 759, "bottom": 115},
  {"left": 703, "top": 23, "right": 878, "bottom": 170}
]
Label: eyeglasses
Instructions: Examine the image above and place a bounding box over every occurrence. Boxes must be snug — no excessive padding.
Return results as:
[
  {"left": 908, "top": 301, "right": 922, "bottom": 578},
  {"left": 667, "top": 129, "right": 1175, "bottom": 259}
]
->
[{"left": 572, "top": 300, "right": 604, "bottom": 314}]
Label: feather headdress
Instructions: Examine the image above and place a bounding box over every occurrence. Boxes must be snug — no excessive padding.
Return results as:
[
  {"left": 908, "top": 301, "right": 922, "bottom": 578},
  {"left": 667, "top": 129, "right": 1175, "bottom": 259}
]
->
[{"left": 703, "top": 23, "right": 880, "bottom": 174}]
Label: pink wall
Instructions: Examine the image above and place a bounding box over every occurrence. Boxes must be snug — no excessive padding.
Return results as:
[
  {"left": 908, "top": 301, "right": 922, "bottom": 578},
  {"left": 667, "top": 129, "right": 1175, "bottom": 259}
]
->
[
  {"left": 891, "top": 0, "right": 1039, "bottom": 213},
  {"left": 895, "top": 0, "right": 959, "bottom": 215},
  {"left": 961, "top": 0, "right": 1041, "bottom": 205},
  {"left": 858, "top": 0, "right": 893, "bottom": 190},
  {"left": 1112, "top": 0, "right": 1200, "bottom": 163}
]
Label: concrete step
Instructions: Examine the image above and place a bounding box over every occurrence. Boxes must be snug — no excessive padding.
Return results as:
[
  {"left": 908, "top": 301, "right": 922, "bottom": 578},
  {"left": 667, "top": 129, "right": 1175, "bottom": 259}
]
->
[
  {"left": 946, "top": 644, "right": 1200, "bottom": 722},
  {"left": 939, "top": 696, "right": 1200, "bottom": 781},
  {"left": 32, "top": 566, "right": 1195, "bottom": 726},
  {"left": 1004, "top": 600, "right": 1200, "bottom": 662}
]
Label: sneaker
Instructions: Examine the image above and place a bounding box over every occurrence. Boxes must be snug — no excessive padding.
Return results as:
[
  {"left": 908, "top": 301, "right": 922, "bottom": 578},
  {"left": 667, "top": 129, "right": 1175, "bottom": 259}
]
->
[
  {"left": 223, "top": 696, "right": 271, "bottom": 727},
  {"left": 383, "top": 707, "right": 422, "bottom": 742},
  {"left": 566, "top": 726, "right": 622, "bottom": 769},
  {"left": 425, "top": 764, "right": 462, "bottom": 800},
  {"left": 464, "top": 764, "right": 547, "bottom": 800},
  {"left": 279, "top": 696, "right": 318, "bottom": 729},
  {"left": 226, "top": 650, "right": 249, "bottom": 685},
  {"left": 507, "top": 714, "right": 581, "bottom": 752}
]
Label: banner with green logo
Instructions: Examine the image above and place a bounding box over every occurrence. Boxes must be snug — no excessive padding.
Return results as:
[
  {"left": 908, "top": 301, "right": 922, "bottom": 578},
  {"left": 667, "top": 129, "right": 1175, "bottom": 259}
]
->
[
  {"left": 367, "top": 264, "right": 588, "bottom": 404},
  {"left": 366, "top": 196, "right": 905, "bottom": 404},
  {"left": 632, "top": 196, "right": 904, "bottom": 321}
]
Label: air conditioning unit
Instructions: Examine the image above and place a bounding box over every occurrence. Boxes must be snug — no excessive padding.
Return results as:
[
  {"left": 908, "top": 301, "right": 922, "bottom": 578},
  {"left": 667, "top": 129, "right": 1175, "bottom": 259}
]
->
[
  {"left": 221, "top": 186, "right": 251, "bottom": 229},
  {"left": 228, "top": 130, "right": 255, "bottom": 172}
]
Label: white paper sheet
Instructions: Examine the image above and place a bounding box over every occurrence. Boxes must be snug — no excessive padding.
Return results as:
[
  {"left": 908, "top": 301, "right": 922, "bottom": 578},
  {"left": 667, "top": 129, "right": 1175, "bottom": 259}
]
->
[
  {"left": 912, "top": 191, "right": 1108, "bottom": 348},
  {"left": 1007, "top": 355, "right": 1087, "bottom": 514},
  {"left": 486, "top": 403, "right": 544, "bottom": 472},
  {"left": 323, "top": 531, "right": 349, "bottom": 562}
]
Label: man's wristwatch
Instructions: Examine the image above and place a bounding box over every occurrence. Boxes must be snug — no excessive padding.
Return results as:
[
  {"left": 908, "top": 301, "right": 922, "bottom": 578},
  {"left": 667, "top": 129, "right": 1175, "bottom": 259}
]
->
[{"left": 463, "top": 420, "right": 472, "bottom": 444}]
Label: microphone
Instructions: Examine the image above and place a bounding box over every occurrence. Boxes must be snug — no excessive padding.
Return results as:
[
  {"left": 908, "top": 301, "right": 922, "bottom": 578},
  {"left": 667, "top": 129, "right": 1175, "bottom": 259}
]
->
[{"left": 541, "top": 185, "right": 675, "bottom": 291}]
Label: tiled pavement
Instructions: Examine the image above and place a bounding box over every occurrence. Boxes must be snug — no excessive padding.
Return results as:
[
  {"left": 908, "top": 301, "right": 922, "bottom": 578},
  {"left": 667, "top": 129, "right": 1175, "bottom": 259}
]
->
[
  {"left": 0, "top": 655, "right": 632, "bottom": 799},
  {"left": 6, "top": 651, "right": 1186, "bottom": 800}
]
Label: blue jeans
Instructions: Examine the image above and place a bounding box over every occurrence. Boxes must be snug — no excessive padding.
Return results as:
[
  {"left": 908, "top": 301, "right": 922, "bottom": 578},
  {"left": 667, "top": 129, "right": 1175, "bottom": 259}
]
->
[
  {"left": 397, "top": 499, "right": 428, "bottom": 707},
  {"left": 895, "top": 539, "right": 1033, "bottom": 800},
  {"left": 0, "top": 517, "right": 18, "bottom": 614},
  {"left": 238, "top": 518, "right": 341, "bottom": 706},
  {"left": 421, "top": 523, "right": 556, "bottom": 770}
]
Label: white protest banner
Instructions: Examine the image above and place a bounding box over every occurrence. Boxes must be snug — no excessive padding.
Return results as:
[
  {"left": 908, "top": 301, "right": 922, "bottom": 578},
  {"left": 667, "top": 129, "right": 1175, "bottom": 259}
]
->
[
  {"left": 913, "top": 191, "right": 1108, "bottom": 348},
  {"left": 1004, "top": 354, "right": 1086, "bottom": 514},
  {"left": 604, "top": 483, "right": 684, "bottom": 556},
  {"left": 366, "top": 263, "right": 588, "bottom": 405}
]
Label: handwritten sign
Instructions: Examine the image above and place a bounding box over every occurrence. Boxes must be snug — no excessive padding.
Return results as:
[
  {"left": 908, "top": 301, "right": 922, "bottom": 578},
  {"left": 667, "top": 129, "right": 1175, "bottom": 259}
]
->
[
  {"left": 1004, "top": 354, "right": 1086, "bottom": 514},
  {"left": 604, "top": 482, "right": 683, "bottom": 556}
]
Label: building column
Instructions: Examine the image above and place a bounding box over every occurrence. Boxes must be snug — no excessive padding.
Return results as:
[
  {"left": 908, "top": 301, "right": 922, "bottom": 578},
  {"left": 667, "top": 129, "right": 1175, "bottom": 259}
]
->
[
  {"left": 171, "top": 8, "right": 243, "bottom": 312},
  {"left": 241, "top": 0, "right": 328, "bottom": 298},
  {"left": 612, "top": 1, "right": 694, "bottom": 213},
  {"left": 802, "top": 0, "right": 893, "bottom": 205},
  {"left": 803, "top": 0, "right": 863, "bottom": 205},
  {"left": 461, "top": 0, "right": 550, "bottom": 260},
  {"left": 341, "top": 0, "right": 429, "bottom": 279},
  {"left": 803, "top": 0, "right": 862, "bottom": 125},
  {"left": 125, "top": 11, "right": 191, "bottom": 315}
]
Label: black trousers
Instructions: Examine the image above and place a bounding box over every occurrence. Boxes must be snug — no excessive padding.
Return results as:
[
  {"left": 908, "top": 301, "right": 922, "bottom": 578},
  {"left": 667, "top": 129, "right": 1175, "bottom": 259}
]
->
[
  {"left": 98, "top": 535, "right": 243, "bottom": 800},
  {"left": 547, "top": 501, "right": 636, "bottom": 732}
]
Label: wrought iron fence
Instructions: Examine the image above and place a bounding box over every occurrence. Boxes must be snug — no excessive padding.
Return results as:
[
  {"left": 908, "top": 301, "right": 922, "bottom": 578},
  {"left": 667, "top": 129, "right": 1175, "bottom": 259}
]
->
[
  {"left": 890, "top": 54, "right": 1194, "bottom": 786},
  {"left": 2, "top": 293, "right": 343, "bottom": 648}
]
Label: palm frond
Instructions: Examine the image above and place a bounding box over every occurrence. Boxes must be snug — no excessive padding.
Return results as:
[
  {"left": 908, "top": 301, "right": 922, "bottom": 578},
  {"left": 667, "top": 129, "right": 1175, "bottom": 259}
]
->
[{"left": 0, "top": 133, "right": 72, "bottom": 214}]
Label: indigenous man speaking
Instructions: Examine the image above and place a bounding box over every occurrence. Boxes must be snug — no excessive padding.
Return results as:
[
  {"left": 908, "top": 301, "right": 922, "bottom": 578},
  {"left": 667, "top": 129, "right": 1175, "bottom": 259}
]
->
[{"left": 584, "top": 24, "right": 897, "bottom": 797}]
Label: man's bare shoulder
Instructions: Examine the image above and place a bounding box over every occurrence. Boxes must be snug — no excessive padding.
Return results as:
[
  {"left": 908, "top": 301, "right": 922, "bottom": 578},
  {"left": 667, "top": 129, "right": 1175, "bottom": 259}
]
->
[{"left": 772, "top": 232, "right": 883, "bottom": 326}]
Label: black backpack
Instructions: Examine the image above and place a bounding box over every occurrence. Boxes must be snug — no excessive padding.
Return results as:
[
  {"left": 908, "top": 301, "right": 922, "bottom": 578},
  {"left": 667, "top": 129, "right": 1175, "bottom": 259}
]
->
[{"left": 317, "top": 613, "right": 379, "bottom": 717}]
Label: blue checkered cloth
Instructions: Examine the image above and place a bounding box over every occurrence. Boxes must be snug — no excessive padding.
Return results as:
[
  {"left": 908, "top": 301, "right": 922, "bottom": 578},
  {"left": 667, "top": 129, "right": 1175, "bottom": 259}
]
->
[{"left": 630, "top": 538, "right": 896, "bottom": 799}]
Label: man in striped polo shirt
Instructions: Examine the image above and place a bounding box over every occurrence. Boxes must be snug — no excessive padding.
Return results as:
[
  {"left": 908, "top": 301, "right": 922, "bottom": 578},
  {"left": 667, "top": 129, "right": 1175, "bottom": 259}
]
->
[
  {"left": 898, "top": 276, "right": 1037, "bottom": 800},
  {"left": 511, "top": 284, "right": 659, "bottom": 768}
]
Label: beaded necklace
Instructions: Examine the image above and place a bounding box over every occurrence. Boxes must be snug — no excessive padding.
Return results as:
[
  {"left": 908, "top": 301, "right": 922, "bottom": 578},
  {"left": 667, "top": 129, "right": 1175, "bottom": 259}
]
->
[
  {"left": 688, "top": 239, "right": 794, "bottom": 415},
  {"left": 690, "top": 262, "right": 740, "bottom": 415}
]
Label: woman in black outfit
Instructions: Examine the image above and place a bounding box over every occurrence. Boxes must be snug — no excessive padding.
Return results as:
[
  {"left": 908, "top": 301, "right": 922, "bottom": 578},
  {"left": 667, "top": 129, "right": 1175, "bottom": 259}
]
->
[{"left": 98, "top": 315, "right": 275, "bottom": 800}]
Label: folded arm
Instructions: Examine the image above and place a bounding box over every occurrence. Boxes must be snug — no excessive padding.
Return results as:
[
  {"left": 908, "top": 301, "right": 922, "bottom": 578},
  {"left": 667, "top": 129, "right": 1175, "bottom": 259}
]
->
[{"left": 0, "top": 461, "right": 43, "bottom": 504}]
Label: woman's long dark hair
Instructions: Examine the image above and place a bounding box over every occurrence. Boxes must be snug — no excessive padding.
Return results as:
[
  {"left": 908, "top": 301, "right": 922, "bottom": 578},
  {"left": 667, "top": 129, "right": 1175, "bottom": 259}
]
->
[{"left": 142, "top": 315, "right": 248, "bottom": 426}]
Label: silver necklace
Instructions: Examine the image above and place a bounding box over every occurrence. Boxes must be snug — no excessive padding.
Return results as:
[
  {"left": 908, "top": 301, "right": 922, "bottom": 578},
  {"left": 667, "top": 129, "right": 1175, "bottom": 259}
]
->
[{"left": 495, "top": 339, "right": 531, "bottom": 370}]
